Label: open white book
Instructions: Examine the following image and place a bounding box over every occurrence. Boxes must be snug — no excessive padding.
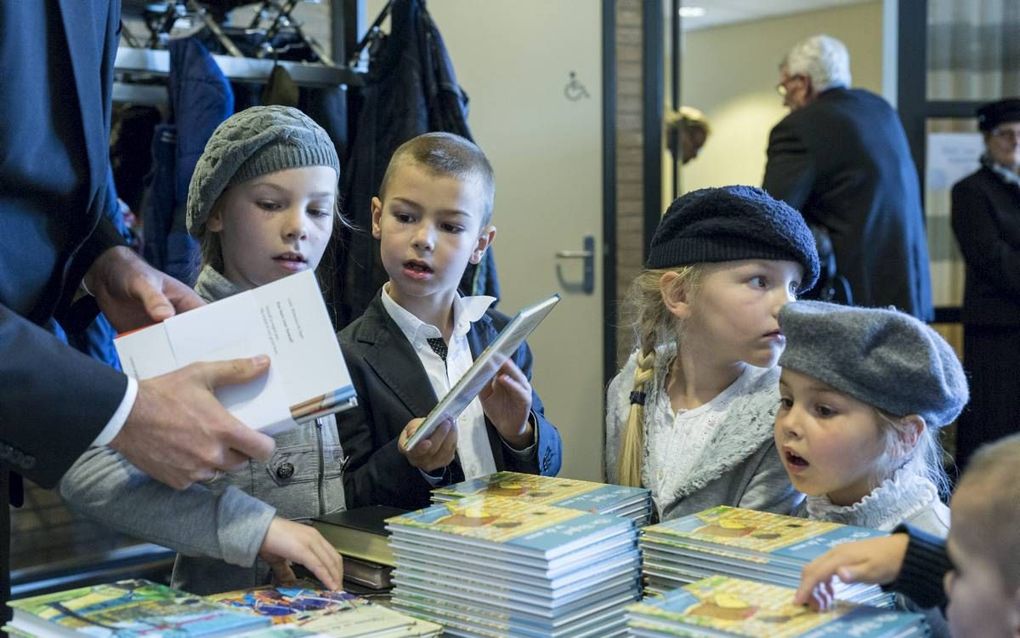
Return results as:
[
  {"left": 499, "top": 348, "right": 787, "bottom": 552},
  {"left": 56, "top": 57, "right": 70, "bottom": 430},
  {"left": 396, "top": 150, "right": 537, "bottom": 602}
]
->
[
  {"left": 115, "top": 270, "right": 356, "bottom": 435},
  {"left": 403, "top": 293, "right": 560, "bottom": 452}
]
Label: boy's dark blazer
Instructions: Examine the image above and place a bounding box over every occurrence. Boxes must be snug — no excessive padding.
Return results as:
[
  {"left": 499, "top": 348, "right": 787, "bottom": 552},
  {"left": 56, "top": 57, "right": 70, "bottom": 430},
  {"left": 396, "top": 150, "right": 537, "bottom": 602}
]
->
[{"left": 337, "top": 293, "right": 563, "bottom": 510}]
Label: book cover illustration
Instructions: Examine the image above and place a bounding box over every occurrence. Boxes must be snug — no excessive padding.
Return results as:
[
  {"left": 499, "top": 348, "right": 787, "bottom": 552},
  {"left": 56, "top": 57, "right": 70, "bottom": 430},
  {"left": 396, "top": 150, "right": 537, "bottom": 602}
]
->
[
  {"left": 387, "top": 495, "right": 633, "bottom": 555},
  {"left": 208, "top": 585, "right": 440, "bottom": 636},
  {"left": 7, "top": 579, "right": 268, "bottom": 637},
  {"left": 432, "top": 472, "right": 648, "bottom": 514},
  {"left": 645, "top": 506, "right": 885, "bottom": 560},
  {"left": 629, "top": 575, "right": 923, "bottom": 638}
]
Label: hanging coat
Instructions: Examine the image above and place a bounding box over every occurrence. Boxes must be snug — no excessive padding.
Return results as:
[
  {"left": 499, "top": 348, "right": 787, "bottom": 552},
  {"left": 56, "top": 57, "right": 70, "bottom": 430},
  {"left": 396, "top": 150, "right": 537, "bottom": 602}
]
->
[{"left": 337, "top": 0, "right": 499, "bottom": 327}]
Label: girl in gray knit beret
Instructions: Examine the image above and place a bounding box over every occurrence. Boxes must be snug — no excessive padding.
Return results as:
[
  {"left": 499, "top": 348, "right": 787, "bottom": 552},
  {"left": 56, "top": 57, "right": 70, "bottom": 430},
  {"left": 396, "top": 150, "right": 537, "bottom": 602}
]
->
[
  {"left": 775, "top": 300, "right": 967, "bottom": 638},
  {"left": 605, "top": 185, "right": 819, "bottom": 522},
  {"left": 62, "top": 106, "right": 347, "bottom": 595}
]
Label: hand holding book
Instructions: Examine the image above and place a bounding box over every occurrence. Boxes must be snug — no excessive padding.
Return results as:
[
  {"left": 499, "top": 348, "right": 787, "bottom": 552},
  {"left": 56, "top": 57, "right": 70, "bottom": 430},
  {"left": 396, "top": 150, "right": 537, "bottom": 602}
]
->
[
  {"left": 477, "top": 359, "right": 534, "bottom": 449},
  {"left": 399, "top": 418, "right": 457, "bottom": 473}
]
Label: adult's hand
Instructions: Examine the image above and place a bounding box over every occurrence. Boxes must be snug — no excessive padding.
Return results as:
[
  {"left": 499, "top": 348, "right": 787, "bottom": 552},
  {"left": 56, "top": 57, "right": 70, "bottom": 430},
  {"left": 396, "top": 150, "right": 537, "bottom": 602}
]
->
[
  {"left": 85, "top": 245, "right": 204, "bottom": 331},
  {"left": 110, "top": 356, "right": 277, "bottom": 490}
]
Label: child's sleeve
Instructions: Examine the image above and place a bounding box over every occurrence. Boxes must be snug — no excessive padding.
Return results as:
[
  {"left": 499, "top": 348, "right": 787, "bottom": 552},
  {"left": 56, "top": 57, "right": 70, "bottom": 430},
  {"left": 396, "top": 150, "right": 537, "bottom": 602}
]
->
[
  {"left": 886, "top": 524, "right": 951, "bottom": 609},
  {"left": 59, "top": 446, "right": 276, "bottom": 567}
]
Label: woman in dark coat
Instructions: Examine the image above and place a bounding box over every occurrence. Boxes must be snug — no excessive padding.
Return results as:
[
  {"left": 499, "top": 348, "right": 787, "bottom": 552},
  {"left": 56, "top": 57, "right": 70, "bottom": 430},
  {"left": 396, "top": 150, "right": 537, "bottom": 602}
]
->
[{"left": 950, "top": 98, "right": 1020, "bottom": 471}]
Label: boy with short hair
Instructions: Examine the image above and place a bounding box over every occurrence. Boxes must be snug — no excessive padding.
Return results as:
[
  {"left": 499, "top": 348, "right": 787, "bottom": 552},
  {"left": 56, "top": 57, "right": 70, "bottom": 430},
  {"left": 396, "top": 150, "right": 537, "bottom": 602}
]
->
[
  {"left": 338, "top": 132, "right": 562, "bottom": 511},
  {"left": 795, "top": 433, "right": 1020, "bottom": 638}
]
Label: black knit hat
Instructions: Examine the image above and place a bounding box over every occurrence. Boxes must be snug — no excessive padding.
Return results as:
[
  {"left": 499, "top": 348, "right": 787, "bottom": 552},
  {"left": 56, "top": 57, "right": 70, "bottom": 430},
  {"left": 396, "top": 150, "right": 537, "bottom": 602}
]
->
[
  {"left": 646, "top": 185, "right": 819, "bottom": 292},
  {"left": 779, "top": 300, "right": 968, "bottom": 428},
  {"left": 976, "top": 98, "right": 1020, "bottom": 132}
]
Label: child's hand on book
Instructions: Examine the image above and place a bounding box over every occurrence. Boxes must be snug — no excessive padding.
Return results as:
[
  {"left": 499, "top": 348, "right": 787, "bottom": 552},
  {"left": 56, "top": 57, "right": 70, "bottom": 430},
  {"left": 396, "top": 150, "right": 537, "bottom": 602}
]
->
[
  {"left": 479, "top": 360, "right": 534, "bottom": 450},
  {"left": 259, "top": 517, "right": 343, "bottom": 591},
  {"left": 399, "top": 418, "right": 457, "bottom": 472},
  {"left": 795, "top": 533, "right": 909, "bottom": 610}
]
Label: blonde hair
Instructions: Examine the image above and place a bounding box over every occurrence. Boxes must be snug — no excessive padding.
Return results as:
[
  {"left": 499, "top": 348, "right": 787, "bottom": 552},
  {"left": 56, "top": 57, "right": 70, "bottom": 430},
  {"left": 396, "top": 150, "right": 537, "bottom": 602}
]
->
[
  {"left": 955, "top": 433, "right": 1020, "bottom": 591},
  {"left": 616, "top": 265, "right": 703, "bottom": 486},
  {"left": 872, "top": 408, "right": 951, "bottom": 499}
]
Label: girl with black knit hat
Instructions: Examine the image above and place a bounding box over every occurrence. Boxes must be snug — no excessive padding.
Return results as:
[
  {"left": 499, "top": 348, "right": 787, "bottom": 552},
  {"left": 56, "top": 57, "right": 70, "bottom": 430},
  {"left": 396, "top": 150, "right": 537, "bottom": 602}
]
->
[{"left": 605, "top": 185, "right": 819, "bottom": 522}]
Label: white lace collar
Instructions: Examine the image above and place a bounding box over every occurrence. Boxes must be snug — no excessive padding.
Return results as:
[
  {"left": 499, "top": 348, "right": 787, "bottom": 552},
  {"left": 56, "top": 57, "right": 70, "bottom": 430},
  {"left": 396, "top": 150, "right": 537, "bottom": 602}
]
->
[{"left": 805, "top": 463, "right": 939, "bottom": 531}]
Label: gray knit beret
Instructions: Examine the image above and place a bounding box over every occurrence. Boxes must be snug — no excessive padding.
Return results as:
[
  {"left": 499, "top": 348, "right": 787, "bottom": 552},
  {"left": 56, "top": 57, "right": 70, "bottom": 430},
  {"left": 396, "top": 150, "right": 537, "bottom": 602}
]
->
[
  {"left": 778, "top": 300, "right": 969, "bottom": 427},
  {"left": 647, "top": 185, "right": 820, "bottom": 292},
  {"left": 186, "top": 105, "right": 340, "bottom": 236}
]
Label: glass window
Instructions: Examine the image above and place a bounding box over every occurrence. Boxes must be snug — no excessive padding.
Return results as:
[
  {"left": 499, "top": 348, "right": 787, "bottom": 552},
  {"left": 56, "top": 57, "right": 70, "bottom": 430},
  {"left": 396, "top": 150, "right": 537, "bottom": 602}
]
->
[{"left": 928, "top": 0, "right": 1020, "bottom": 101}]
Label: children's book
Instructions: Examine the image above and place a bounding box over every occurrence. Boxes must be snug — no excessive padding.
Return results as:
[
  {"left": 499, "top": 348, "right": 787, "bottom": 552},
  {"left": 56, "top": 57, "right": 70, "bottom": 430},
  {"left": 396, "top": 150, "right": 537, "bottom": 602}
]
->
[
  {"left": 431, "top": 471, "right": 652, "bottom": 524},
  {"left": 627, "top": 575, "right": 927, "bottom": 637},
  {"left": 5, "top": 579, "right": 270, "bottom": 638},
  {"left": 402, "top": 294, "right": 560, "bottom": 451},
  {"left": 643, "top": 506, "right": 887, "bottom": 567},
  {"left": 114, "top": 270, "right": 357, "bottom": 435},
  {"left": 386, "top": 494, "right": 634, "bottom": 562},
  {"left": 207, "top": 585, "right": 441, "bottom": 637}
]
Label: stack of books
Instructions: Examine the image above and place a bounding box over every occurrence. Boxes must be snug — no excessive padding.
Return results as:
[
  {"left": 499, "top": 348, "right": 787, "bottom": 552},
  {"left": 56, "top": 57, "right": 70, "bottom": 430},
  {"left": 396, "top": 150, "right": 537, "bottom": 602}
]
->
[
  {"left": 3, "top": 579, "right": 271, "bottom": 637},
  {"left": 640, "top": 506, "right": 892, "bottom": 606},
  {"left": 431, "top": 471, "right": 653, "bottom": 526},
  {"left": 313, "top": 505, "right": 406, "bottom": 591},
  {"left": 626, "top": 575, "right": 929, "bottom": 637},
  {"left": 209, "top": 584, "right": 442, "bottom": 637},
  {"left": 387, "top": 495, "right": 642, "bottom": 637}
]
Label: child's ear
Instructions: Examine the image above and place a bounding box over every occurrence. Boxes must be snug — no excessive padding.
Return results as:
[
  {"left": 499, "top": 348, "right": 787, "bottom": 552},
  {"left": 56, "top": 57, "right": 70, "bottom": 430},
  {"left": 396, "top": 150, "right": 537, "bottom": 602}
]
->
[
  {"left": 371, "top": 197, "right": 384, "bottom": 239},
  {"left": 895, "top": 414, "right": 925, "bottom": 456},
  {"left": 471, "top": 224, "right": 496, "bottom": 264},
  {"left": 206, "top": 207, "right": 224, "bottom": 233},
  {"left": 659, "top": 271, "right": 691, "bottom": 319}
]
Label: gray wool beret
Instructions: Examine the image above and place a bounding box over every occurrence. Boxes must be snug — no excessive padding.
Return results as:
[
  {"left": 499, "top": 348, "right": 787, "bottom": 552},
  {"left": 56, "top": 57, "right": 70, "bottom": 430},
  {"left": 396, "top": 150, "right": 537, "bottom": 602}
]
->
[
  {"left": 778, "top": 300, "right": 969, "bottom": 428},
  {"left": 186, "top": 105, "right": 340, "bottom": 236},
  {"left": 647, "top": 185, "right": 820, "bottom": 293}
]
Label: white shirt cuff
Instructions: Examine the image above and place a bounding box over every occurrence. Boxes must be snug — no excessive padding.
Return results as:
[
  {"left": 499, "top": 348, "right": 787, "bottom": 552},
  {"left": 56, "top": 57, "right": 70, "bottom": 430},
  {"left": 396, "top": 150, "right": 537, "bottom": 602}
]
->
[{"left": 91, "top": 376, "right": 138, "bottom": 446}]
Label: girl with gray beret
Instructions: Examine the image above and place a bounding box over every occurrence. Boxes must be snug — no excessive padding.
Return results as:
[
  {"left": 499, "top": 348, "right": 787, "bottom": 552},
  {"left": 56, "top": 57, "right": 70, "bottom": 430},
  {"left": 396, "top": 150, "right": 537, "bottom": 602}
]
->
[
  {"left": 775, "top": 300, "right": 968, "bottom": 637},
  {"left": 606, "top": 185, "right": 819, "bottom": 522},
  {"left": 61, "top": 106, "right": 347, "bottom": 594}
]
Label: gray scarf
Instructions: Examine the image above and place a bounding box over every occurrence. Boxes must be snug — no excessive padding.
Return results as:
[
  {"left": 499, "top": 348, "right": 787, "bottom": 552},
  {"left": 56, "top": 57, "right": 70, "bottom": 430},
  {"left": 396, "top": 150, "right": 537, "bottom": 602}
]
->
[{"left": 193, "top": 265, "right": 243, "bottom": 303}]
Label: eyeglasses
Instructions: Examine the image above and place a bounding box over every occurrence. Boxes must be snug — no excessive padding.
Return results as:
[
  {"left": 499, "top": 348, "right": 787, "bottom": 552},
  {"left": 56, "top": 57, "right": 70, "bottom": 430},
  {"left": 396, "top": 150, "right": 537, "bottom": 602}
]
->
[
  {"left": 776, "top": 75, "right": 804, "bottom": 97},
  {"left": 991, "top": 127, "right": 1020, "bottom": 142}
]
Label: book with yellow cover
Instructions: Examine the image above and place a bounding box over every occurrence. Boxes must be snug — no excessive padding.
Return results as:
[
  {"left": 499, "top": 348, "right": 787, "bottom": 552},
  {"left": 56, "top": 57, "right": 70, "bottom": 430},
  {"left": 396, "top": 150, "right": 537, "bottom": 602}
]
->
[
  {"left": 627, "top": 575, "right": 927, "bottom": 637},
  {"left": 431, "top": 471, "right": 651, "bottom": 524}
]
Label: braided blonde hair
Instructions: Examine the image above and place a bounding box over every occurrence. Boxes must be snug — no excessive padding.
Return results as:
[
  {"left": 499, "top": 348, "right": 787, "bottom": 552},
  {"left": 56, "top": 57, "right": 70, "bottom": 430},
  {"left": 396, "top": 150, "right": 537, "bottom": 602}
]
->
[{"left": 616, "top": 265, "right": 703, "bottom": 486}]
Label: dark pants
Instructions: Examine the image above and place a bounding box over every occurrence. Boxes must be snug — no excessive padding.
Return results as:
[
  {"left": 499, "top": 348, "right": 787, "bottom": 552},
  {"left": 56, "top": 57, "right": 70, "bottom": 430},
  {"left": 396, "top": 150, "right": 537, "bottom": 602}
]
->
[
  {"left": 955, "top": 325, "right": 1020, "bottom": 471},
  {"left": 2, "top": 468, "right": 11, "bottom": 635}
]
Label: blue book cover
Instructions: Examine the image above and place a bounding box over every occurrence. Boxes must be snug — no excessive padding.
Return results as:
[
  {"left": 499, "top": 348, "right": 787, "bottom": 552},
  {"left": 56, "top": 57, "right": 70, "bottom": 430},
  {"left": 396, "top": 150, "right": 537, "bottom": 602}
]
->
[
  {"left": 432, "top": 472, "right": 649, "bottom": 515},
  {"left": 643, "top": 506, "right": 886, "bottom": 563},
  {"left": 8, "top": 579, "right": 269, "bottom": 637},
  {"left": 387, "top": 495, "right": 635, "bottom": 560},
  {"left": 628, "top": 575, "right": 925, "bottom": 637}
]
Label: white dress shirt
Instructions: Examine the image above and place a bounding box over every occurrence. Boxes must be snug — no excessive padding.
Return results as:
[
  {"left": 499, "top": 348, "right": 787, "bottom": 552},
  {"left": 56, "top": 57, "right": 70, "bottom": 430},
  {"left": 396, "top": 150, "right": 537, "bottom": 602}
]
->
[{"left": 380, "top": 285, "right": 498, "bottom": 480}]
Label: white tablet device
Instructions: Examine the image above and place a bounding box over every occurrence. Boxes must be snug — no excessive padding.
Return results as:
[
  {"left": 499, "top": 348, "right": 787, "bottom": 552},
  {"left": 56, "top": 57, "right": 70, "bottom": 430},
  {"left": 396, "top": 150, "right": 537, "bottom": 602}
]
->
[{"left": 402, "top": 293, "right": 561, "bottom": 452}]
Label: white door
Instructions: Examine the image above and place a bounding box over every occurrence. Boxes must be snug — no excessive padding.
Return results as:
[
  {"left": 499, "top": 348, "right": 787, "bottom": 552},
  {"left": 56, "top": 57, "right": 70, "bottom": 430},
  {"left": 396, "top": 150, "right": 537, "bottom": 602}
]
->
[{"left": 365, "top": 1, "right": 606, "bottom": 481}]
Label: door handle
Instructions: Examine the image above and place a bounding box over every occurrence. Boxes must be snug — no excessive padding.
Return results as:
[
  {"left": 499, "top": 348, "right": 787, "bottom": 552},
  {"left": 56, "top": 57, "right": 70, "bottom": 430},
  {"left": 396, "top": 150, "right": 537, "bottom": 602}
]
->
[{"left": 554, "top": 235, "right": 595, "bottom": 294}]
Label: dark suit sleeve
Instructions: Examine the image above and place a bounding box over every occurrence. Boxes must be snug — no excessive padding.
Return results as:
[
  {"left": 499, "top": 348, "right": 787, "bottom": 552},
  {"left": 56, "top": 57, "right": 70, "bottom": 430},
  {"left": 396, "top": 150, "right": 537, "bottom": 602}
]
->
[
  {"left": 762, "top": 119, "right": 817, "bottom": 213},
  {"left": 336, "top": 341, "right": 436, "bottom": 510},
  {"left": 951, "top": 177, "right": 1020, "bottom": 297},
  {"left": 0, "top": 303, "right": 127, "bottom": 489},
  {"left": 504, "top": 341, "right": 562, "bottom": 477}
]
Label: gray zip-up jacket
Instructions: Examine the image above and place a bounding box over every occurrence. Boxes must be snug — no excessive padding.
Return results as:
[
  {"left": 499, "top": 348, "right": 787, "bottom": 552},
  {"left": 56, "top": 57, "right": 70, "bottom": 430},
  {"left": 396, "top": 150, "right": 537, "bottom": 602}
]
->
[
  {"left": 606, "top": 347, "right": 800, "bottom": 522},
  {"left": 60, "top": 267, "right": 347, "bottom": 594}
]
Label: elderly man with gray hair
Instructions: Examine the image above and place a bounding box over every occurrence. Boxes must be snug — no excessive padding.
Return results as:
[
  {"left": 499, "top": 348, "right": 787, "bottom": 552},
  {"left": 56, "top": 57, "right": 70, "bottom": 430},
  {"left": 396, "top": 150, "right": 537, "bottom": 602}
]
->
[{"left": 763, "top": 34, "right": 933, "bottom": 321}]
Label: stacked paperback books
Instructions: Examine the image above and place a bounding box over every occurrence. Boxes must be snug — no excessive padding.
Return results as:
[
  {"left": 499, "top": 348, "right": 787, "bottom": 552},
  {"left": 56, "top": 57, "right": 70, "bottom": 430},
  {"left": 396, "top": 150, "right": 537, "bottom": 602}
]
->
[
  {"left": 209, "top": 584, "right": 442, "bottom": 637},
  {"left": 640, "top": 506, "right": 892, "bottom": 606},
  {"left": 431, "top": 471, "right": 653, "bottom": 526},
  {"left": 387, "top": 495, "right": 642, "bottom": 637},
  {"left": 4, "top": 579, "right": 442, "bottom": 638},
  {"left": 626, "top": 575, "right": 929, "bottom": 637}
]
